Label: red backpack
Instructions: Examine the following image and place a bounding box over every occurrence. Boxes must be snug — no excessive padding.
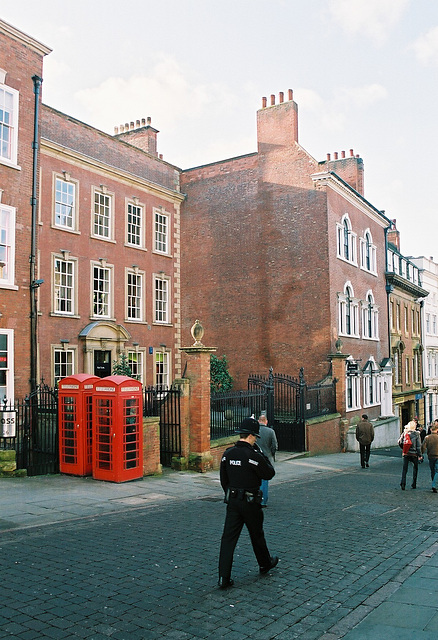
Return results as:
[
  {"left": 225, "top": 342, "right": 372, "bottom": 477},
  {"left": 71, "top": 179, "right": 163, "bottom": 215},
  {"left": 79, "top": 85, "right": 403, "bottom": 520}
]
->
[{"left": 402, "top": 431, "right": 412, "bottom": 455}]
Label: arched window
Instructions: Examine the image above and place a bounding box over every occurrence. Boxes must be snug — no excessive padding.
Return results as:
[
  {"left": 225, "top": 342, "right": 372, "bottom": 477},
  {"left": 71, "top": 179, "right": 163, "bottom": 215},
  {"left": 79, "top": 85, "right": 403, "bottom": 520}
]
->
[
  {"left": 338, "top": 282, "right": 359, "bottom": 337},
  {"left": 336, "top": 215, "right": 357, "bottom": 264},
  {"left": 362, "top": 290, "right": 379, "bottom": 340},
  {"left": 346, "top": 286, "right": 352, "bottom": 334},
  {"left": 343, "top": 219, "right": 350, "bottom": 261},
  {"left": 360, "top": 229, "right": 377, "bottom": 274}
]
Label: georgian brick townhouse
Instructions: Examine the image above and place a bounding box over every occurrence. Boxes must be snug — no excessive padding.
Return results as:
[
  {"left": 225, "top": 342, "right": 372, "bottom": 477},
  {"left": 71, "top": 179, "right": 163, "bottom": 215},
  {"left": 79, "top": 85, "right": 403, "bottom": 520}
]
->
[
  {"left": 386, "top": 223, "right": 429, "bottom": 427},
  {"left": 411, "top": 255, "right": 438, "bottom": 425},
  {"left": 38, "top": 107, "right": 184, "bottom": 387},
  {"left": 0, "top": 19, "right": 51, "bottom": 401},
  {"left": 181, "top": 90, "right": 393, "bottom": 424}
]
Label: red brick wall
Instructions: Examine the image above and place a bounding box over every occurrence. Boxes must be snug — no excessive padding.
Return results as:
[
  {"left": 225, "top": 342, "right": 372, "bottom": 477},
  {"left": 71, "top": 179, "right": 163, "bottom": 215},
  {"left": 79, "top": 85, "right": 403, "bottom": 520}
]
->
[
  {"left": 306, "top": 416, "right": 342, "bottom": 455},
  {"left": 181, "top": 106, "right": 334, "bottom": 387},
  {"left": 0, "top": 25, "right": 47, "bottom": 398},
  {"left": 37, "top": 106, "right": 183, "bottom": 385},
  {"left": 142, "top": 416, "right": 161, "bottom": 475}
]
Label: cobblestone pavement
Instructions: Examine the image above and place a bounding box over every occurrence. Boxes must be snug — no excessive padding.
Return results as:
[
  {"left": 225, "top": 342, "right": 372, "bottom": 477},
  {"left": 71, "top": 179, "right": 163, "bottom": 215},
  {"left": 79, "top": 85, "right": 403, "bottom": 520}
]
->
[{"left": 1, "top": 451, "right": 438, "bottom": 640}]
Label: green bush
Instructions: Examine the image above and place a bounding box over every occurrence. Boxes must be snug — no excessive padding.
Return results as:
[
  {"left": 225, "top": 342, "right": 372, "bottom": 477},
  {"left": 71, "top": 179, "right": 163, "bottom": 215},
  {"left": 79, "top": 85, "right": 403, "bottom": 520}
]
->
[
  {"left": 210, "top": 354, "right": 233, "bottom": 393},
  {"left": 112, "top": 353, "right": 133, "bottom": 377}
]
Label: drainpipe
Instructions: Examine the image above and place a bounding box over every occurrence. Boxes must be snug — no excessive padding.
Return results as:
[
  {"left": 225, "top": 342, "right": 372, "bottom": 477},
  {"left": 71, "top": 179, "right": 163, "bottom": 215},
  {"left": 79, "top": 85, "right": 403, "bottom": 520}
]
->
[
  {"left": 384, "top": 224, "right": 394, "bottom": 418},
  {"left": 30, "top": 75, "right": 43, "bottom": 394}
]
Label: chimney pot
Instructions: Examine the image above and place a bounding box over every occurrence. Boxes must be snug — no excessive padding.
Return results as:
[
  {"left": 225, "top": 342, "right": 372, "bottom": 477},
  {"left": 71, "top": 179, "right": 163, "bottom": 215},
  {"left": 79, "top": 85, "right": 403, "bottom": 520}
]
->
[
  {"left": 120, "top": 125, "right": 124, "bottom": 133},
  {"left": 136, "top": 119, "right": 140, "bottom": 128},
  {"left": 334, "top": 152, "right": 338, "bottom": 160},
  {"left": 141, "top": 118, "right": 146, "bottom": 126},
  {"left": 262, "top": 96, "right": 267, "bottom": 108},
  {"left": 327, "top": 153, "right": 331, "bottom": 161},
  {"left": 147, "top": 116, "right": 151, "bottom": 125},
  {"left": 288, "top": 89, "right": 293, "bottom": 101},
  {"left": 114, "top": 126, "right": 119, "bottom": 135},
  {"left": 130, "top": 121, "right": 134, "bottom": 129},
  {"left": 159, "top": 154, "right": 163, "bottom": 160},
  {"left": 270, "top": 94, "right": 275, "bottom": 106},
  {"left": 350, "top": 148, "right": 354, "bottom": 156},
  {"left": 125, "top": 122, "right": 129, "bottom": 130},
  {"left": 279, "top": 91, "right": 284, "bottom": 103},
  {"left": 356, "top": 154, "right": 359, "bottom": 158},
  {"left": 341, "top": 150, "right": 345, "bottom": 158}
]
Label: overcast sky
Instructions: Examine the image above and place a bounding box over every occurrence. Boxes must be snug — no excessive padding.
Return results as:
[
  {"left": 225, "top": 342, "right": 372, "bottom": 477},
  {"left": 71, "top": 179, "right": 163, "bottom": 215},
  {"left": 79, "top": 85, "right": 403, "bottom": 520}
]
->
[{"left": 2, "top": 0, "right": 437, "bottom": 260}]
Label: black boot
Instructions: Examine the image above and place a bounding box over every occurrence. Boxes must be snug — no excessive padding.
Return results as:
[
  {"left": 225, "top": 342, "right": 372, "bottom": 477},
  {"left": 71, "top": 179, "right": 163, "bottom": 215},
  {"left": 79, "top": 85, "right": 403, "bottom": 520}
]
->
[
  {"left": 218, "top": 577, "right": 234, "bottom": 589},
  {"left": 259, "top": 556, "right": 279, "bottom": 574}
]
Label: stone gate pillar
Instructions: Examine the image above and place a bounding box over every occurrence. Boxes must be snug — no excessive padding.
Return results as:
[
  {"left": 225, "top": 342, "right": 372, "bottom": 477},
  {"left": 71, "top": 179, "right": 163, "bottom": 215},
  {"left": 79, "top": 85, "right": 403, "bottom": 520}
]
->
[
  {"left": 180, "top": 320, "right": 216, "bottom": 472},
  {"left": 328, "top": 343, "right": 349, "bottom": 450}
]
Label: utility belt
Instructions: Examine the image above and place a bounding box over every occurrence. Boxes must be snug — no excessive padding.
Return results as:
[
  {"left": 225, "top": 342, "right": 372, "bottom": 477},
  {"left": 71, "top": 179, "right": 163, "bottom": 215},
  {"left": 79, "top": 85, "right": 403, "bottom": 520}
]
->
[{"left": 224, "top": 487, "right": 263, "bottom": 505}]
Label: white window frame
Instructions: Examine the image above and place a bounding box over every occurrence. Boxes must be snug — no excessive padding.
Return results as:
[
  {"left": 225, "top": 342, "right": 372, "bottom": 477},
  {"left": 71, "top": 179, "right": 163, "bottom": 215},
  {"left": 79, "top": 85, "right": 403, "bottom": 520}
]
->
[
  {"left": 362, "top": 359, "right": 381, "bottom": 408},
  {"left": 155, "top": 349, "right": 171, "bottom": 387},
  {"left": 53, "top": 254, "right": 77, "bottom": 315},
  {"left": 361, "top": 291, "right": 379, "bottom": 340},
  {"left": 91, "top": 262, "right": 113, "bottom": 319},
  {"left": 53, "top": 346, "right": 75, "bottom": 385},
  {"left": 0, "top": 82, "right": 19, "bottom": 167},
  {"left": 126, "top": 268, "right": 144, "bottom": 322},
  {"left": 154, "top": 208, "right": 170, "bottom": 255},
  {"left": 126, "top": 200, "right": 144, "bottom": 248},
  {"left": 154, "top": 273, "right": 170, "bottom": 324},
  {"left": 346, "top": 371, "right": 361, "bottom": 411},
  {"left": 414, "top": 351, "right": 420, "bottom": 384},
  {"left": 0, "top": 329, "right": 14, "bottom": 401},
  {"left": 338, "top": 282, "right": 359, "bottom": 338},
  {"left": 336, "top": 214, "right": 357, "bottom": 265},
  {"left": 359, "top": 229, "right": 377, "bottom": 275},
  {"left": 127, "top": 349, "right": 144, "bottom": 384},
  {"left": 54, "top": 175, "right": 77, "bottom": 231},
  {"left": 92, "top": 187, "right": 114, "bottom": 241},
  {"left": 0, "top": 203, "right": 16, "bottom": 288}
]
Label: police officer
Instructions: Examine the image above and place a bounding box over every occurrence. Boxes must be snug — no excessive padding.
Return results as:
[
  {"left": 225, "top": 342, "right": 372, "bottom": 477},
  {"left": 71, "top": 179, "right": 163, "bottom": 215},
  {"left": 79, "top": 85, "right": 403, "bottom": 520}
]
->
[{"left": 218, "top": 417, "right": 279, "bottom": 589}]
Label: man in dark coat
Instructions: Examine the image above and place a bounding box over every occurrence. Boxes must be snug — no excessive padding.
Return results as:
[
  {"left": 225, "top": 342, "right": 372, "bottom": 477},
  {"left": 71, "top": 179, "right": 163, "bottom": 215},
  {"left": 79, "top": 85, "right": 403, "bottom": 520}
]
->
[
  {"left": 218, "top": 417, "right": 278, "bottom": 589},
  {"left": 355, "top": 414, "right": 374, "bottom": 468}
]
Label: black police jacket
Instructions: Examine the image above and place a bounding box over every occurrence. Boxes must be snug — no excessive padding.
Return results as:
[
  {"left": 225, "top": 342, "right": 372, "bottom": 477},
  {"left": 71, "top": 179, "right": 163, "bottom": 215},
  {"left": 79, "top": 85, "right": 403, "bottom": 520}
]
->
[{"left": 220, "top": 440, "right": 275, "bottom": 493}]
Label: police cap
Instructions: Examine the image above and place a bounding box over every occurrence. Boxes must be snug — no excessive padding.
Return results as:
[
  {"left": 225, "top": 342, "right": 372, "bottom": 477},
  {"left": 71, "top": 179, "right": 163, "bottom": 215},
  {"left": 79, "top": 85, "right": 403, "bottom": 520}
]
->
[{"left": 236, "top": 417, "right": 260, "bottom": 438}]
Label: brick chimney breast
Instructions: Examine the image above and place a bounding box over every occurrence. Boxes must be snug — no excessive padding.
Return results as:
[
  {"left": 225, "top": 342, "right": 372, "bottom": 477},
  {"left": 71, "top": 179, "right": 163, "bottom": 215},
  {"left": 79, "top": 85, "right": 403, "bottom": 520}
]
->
[
  {"left": 257, "top": 88, "right": 299, "bottom": 151},
  {"left": 113, "top": 116, "right": 160, "bottom": 156}
]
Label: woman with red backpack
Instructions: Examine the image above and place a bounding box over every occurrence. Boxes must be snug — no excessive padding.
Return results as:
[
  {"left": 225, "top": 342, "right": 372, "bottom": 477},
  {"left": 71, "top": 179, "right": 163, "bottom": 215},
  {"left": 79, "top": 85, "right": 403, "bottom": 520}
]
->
[{"left": 398, "top": 420, "right": 423, "bottom": 490}]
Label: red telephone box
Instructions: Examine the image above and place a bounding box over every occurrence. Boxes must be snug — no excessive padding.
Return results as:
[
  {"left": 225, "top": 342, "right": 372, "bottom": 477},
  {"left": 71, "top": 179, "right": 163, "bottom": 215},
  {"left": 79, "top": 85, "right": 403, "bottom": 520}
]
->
[
  {"left": 92, "top": 376, "right": 143, "bottom": 482},
  {"left": 58, "top": 374, "right": 99, "bottom": 476}
]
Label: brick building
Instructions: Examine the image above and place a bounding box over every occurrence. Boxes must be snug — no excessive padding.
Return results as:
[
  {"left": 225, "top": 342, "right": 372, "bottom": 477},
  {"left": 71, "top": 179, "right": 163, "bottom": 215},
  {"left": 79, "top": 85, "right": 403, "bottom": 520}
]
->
[
  {"left": 38, "top": 107, "right": 184, "bottom": 387},
  {"left": 0, "top": 19, "right": 51, "bottom": 400},
  {"left": 411, "top": 255, "right": 438, "bottom": 425},
  {"left": 386, "top": 222, "right": 429, "bottom": 427},
  {"left": 181, "top": 90, "right": 393, "bottom": 423}
]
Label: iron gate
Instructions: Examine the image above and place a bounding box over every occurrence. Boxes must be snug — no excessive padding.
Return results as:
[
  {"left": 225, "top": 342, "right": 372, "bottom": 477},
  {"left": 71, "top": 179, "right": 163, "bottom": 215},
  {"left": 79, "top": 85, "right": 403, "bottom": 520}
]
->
[
  {"left": 210, "top": 388, "right": 267, "bottom": 440},
  {"left": 248, "top": 368, "right": 306, "bottom": 452},
  {"left": 144, "top": 385, "right": 181, "bottom": 466},
  {"left": 0, "top": 384, "right": 59, "bottom": 476}
]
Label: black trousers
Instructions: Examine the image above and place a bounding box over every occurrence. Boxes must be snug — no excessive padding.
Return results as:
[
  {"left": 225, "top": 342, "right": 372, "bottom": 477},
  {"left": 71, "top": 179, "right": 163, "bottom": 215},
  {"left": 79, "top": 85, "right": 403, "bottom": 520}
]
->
[
  {"left": 359, "top": 443, "right": 371, "bottom": 467},
  {"left": 218, "top": 497, "right": 271, "bottom": 579}
]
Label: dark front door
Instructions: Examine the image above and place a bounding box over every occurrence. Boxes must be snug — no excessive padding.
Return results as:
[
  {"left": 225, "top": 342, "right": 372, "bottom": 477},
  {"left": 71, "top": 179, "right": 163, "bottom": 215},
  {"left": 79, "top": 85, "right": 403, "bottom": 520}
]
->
[{"left": 94, "top": 350, "right": 111, "bottom": 378}]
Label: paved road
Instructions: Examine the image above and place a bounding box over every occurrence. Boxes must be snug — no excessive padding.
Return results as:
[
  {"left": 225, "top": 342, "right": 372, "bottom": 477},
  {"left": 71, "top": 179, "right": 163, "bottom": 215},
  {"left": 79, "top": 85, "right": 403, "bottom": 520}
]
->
[{"left": 1, "top": 448, "right": 438, "bottom": 639}]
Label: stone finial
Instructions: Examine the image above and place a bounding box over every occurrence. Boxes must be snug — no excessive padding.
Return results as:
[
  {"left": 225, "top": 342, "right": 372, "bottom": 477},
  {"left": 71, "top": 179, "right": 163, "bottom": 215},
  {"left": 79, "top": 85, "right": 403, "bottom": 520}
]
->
[
  {"left": 335, "top": 338, "right": 343, "bottom": 353},
  {"left": 191, "top": 319, "right": 204, "bottom": 346}
]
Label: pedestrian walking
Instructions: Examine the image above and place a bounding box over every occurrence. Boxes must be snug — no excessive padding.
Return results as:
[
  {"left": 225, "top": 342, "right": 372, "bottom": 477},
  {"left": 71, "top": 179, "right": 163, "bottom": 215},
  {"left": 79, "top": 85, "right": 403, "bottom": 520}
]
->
[
  {"left": 355, "top": 414, "right": 374, "bottom": 468},
  {"left": 218, "top": 417, "right": 279, "bottom": 589},
  {"left": 258, "top": 414, "right": 278, "bottom": 506},
  {"left": 398, "top": 420, "right": 423, "bottom": 490},
  {"left": 421, "top": 424, "right": 438, "bottom": 493}
]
